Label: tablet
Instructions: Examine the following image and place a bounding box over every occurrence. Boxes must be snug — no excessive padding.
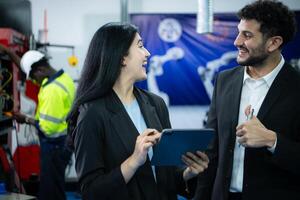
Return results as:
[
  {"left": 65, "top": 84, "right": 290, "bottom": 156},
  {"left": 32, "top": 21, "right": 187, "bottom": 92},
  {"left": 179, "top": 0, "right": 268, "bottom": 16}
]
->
[{"left": 151, "top": 128, "right": 214, "bottom": 166}]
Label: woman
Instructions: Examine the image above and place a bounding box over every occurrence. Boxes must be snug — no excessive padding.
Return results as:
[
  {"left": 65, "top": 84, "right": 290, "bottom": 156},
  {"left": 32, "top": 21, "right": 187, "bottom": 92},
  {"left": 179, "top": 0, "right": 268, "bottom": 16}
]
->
[{"left": 67, "top": 22, "right": 209, "bottom": 200}]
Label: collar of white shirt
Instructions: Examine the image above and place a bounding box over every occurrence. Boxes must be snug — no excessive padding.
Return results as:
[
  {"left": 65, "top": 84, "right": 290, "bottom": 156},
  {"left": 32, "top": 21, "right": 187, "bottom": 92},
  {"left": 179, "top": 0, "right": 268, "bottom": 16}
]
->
[{"left": 243, "top": 55, "right": 285, "bottom": 88}]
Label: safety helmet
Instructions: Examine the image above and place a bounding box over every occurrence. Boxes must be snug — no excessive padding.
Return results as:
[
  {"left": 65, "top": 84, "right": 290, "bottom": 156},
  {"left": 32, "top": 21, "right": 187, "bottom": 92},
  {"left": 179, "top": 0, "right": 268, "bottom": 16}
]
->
[{"left": 20, "top": 50, "right": 45, "bottom": 77}]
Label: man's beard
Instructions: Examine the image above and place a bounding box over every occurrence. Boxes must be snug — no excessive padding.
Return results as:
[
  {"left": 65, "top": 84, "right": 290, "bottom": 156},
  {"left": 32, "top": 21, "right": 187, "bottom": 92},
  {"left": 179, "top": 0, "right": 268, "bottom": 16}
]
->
[
  {"left": 237, "top": 52, "right": 269, "bottom": 68},
  {"left": 236, "top": 40, "right": 270, "bottom": 68}
]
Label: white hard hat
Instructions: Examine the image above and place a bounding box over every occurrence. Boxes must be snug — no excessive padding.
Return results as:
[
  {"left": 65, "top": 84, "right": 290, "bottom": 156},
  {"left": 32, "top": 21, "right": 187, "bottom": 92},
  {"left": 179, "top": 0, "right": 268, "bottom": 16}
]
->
[{"left": 20, "top": 50, "right": 45, "bottom": 77}]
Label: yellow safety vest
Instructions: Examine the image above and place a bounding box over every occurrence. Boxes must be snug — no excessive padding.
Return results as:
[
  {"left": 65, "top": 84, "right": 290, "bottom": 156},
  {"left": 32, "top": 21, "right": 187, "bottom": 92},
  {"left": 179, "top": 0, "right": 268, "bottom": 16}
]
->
[{"left": 35, "top": 71, "right": 75, "bottom": 138}]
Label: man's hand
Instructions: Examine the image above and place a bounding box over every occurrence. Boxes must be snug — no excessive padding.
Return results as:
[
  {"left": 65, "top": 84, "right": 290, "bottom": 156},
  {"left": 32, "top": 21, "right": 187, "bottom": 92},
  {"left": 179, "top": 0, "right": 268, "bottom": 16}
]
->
[
  {"left": 236, "top": 116, "right": 277, "bottom": 148},
  {"left": 12, "top": 112, "right": 27, "bottom": 124}
]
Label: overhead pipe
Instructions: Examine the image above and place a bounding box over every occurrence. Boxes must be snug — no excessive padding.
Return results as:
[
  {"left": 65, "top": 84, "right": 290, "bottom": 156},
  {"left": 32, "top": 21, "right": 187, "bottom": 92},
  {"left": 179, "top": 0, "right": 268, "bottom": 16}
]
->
[
  {"left": 197, "top": 0, "right": 213, "bottom": 34},
  {"left": 120, "top": 0, "right": 129, "bottom": 23}
]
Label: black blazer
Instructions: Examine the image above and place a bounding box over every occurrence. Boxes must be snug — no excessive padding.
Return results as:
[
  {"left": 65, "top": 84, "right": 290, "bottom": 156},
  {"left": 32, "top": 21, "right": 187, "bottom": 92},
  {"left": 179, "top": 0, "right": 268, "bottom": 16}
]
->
[
  {"left": 73, "top": 88, "right": 195, "bottom": 200},
  {"left": 195, "top": 63, "right": 300, "bottom": 200}
]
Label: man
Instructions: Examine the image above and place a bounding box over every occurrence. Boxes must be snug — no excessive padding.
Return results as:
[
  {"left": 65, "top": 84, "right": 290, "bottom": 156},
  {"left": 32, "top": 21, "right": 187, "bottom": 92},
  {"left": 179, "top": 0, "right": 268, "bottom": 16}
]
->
[
  {"left": 194, "top": 1, "right": 300, "bottom": 200},
  {"left": 1, "top": 45, "right": 75, "bottom": 200}
]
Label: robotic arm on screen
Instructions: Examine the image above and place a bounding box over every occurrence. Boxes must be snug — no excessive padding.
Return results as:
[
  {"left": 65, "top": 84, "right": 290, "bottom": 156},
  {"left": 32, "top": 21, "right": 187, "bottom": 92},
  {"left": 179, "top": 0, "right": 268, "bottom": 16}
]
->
[{"left": 148, "top": 47, "right": 185, "bottom": 106}]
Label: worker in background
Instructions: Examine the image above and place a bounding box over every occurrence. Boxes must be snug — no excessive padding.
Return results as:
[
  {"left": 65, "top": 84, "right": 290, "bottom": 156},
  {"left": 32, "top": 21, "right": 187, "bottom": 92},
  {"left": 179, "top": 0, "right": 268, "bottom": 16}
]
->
[{"left": 0, "top": 44, "right": 75, "bottom": 200}]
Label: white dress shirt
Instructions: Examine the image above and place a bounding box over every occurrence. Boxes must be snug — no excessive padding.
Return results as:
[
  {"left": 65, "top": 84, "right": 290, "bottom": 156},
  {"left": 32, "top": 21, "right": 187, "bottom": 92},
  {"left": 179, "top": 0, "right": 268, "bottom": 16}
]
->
[{"left": 229, "top": 56, "right": 284, "bottom": 192}]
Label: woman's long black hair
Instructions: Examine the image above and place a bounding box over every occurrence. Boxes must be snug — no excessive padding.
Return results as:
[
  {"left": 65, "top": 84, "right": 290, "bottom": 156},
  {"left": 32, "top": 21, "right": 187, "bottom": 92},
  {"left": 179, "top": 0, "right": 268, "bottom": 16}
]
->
[{"left": 67, "top": 22, "right": 138, "bottom": 134}]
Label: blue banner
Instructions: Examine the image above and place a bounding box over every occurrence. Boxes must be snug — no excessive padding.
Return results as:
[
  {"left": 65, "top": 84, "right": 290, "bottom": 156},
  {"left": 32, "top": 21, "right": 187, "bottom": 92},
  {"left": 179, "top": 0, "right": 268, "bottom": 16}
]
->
[{"left": 131, "top": 13, "right": 300, "bottom": 106}]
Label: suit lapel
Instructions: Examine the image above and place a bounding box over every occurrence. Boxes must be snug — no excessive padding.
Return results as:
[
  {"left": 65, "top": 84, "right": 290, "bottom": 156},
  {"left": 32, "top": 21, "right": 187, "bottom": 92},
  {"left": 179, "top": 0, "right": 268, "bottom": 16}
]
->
[
  {"left": 257, "top": 63, "right": 289, "bottom": 121},
  {"left": 224, "top": 67, "right": 244, "bottom": 178},
  {"left": 134, "top": 88, "right": 163, "bottom": 131},
  {"left": 230, "top": 67, "right": 244, "bottom": 136},
  {"left": 107, "top": 88, "right": 164, "bottom": 155},
  {"left": 106, "top": 90, "right": 138, "bottom": 155}
]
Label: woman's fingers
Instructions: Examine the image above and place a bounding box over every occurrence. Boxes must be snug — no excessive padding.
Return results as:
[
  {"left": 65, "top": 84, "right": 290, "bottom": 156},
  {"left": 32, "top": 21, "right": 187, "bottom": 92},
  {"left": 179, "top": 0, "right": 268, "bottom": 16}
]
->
[
  {"left": 140, "top": 129, "right": 161, "bottom": 143},
  {"left": 136, "top": 129, "right": 161, "bottom": 154},
  {"left": 133, "top": 131, "right": 158, "bottom": 167},
  {"left": 182, "top": 151, "right": 209, "bottom": 170},
  {"left": 142, "top": 128, "right": 159, "bottom": 136},
  {"left": 182, "top": 155, "right": 205, "bottom": 173},
  {"left": 196, "top": 151, "right": 209, "bottom": 163},
  {"left": 186, "top": 152, "right": 209, "bottom": 167}
]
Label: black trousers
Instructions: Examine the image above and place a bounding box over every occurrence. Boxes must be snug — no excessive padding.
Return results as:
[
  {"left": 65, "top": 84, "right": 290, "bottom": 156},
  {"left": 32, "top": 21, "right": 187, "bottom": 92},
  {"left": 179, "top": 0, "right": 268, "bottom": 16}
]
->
[
  {"left": 38, "top": 135, "right": 72, "bottom": 200},
  {"left": 228, "top": 192, "right": 242, "bottom": 200}
]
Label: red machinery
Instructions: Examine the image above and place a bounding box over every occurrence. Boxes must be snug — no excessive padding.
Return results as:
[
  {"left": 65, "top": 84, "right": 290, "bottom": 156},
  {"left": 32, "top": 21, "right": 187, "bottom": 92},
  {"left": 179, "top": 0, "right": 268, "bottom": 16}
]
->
[{"left": 0, "top": 28, "right": 40, "bottom": 193}]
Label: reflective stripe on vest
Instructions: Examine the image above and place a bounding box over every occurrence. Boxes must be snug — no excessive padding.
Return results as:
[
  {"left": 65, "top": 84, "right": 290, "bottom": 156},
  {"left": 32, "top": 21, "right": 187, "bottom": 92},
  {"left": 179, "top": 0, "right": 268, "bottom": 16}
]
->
[
  {"left": 53, "top": 80, "right": 69, "bottom": 94},
  {"left": 39, "top": 113, "right": 66, "bottom": 124}
]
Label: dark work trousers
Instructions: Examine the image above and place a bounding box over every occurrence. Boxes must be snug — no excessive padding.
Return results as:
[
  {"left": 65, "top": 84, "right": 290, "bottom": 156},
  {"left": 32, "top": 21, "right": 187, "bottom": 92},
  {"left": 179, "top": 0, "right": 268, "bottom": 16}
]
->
[
  {"left": 228, "top": 192, "right": 243, "bottom": 200},
  {"left": 38, "top": 135, "right": 72, "bottom": 200}
]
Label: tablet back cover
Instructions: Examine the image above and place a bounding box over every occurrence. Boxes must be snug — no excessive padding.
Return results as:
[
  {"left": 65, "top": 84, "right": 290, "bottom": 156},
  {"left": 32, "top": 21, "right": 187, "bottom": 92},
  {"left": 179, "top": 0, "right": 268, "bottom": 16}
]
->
[{"left": 151, "top": 129, "right": 214, "bottom": 166}]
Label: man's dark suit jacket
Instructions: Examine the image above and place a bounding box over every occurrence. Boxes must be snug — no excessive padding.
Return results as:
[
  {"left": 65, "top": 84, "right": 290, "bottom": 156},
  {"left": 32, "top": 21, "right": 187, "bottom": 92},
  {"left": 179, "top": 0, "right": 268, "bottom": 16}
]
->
[
  {"left": 73, "top": 88, "right": 195, "bottom": 200},
  {"left": 195, "top": 63, "right": 300, "bottom": 200}
]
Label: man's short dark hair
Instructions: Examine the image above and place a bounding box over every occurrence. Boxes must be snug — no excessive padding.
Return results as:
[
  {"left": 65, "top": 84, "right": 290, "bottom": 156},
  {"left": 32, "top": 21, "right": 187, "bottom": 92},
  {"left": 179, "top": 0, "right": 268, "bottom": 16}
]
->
[{"left": 237, "top": 0, "right": 297, "bottom": 48}]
